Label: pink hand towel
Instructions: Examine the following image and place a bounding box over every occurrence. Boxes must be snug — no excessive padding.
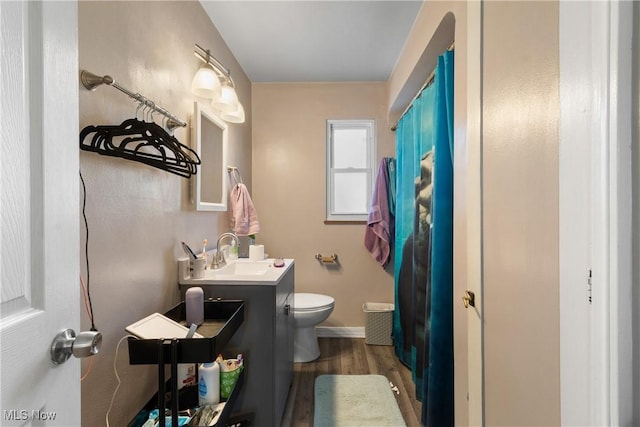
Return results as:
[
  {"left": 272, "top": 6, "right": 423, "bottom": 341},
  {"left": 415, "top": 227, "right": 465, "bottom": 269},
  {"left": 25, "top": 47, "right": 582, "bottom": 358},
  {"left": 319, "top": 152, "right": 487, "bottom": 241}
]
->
[{"left": 229, "top": 183, "right": 260, "bottom": 236}]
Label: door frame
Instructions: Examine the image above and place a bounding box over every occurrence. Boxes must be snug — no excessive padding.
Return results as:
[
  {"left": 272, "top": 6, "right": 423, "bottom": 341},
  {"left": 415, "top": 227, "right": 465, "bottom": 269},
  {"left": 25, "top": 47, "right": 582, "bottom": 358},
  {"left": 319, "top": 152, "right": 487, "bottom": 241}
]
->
[
  {"left": 559, "top": 1, "right": 634, "bottom": 425},
  {"left": 466, "top": 1, "right": 484, "bottom": 426}
]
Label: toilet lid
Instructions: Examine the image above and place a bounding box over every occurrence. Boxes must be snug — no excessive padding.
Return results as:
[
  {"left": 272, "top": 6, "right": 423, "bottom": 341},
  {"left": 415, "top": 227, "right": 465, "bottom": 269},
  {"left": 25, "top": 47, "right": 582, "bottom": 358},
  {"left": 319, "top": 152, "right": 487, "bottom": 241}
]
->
[{"left": 294, "top": 293, "right": 335, "bottom": 311}]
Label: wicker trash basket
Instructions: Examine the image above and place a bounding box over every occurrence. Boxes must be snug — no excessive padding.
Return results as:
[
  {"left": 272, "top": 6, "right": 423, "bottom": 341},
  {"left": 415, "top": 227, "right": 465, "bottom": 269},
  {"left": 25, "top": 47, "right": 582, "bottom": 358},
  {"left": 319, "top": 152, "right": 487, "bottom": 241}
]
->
[{"left": 362, "top": 302, "right": 394, "bottom": 345}]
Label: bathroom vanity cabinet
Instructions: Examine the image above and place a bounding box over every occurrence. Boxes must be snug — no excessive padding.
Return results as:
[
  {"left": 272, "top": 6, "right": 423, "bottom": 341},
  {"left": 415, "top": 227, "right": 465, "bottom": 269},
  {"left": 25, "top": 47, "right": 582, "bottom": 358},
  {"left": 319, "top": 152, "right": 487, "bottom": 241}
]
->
[{"left": 179, "top": 261, "right": 294, "bottom": 427}]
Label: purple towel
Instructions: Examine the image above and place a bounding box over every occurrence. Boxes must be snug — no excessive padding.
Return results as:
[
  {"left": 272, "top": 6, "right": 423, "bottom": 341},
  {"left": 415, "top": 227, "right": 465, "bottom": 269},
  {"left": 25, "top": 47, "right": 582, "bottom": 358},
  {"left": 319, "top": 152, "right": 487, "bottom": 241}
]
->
[{"left": 364, "top": 158, "right": 394, "bottom": 268}]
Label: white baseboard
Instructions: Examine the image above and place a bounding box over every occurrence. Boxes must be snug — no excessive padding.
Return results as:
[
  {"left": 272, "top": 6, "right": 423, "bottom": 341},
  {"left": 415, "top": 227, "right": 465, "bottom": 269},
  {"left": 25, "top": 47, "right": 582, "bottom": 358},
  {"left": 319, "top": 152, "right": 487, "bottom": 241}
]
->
[{"left": 316, "top": 326, "right": 365, "bottom": 338}]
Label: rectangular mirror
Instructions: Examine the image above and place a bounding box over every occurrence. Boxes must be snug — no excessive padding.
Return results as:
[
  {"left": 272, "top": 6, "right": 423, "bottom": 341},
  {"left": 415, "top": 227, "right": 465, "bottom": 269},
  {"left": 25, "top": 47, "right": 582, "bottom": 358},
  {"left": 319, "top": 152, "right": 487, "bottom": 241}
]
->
[{"left": 192, "top": 101, "right": 228, "bottom": 211}]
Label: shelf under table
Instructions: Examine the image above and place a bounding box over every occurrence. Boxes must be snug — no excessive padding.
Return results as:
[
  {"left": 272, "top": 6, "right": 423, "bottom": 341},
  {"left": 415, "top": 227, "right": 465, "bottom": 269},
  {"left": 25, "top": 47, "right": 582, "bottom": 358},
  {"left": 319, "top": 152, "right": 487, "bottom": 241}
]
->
[{"left": 126, "top": 299, "right": 245, "bottom": 427}]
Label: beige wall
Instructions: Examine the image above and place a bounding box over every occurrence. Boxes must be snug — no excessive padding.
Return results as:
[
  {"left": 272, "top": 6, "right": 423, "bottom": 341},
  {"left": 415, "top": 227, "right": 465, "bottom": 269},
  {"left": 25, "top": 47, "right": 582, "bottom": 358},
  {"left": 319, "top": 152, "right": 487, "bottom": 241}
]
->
[
  {"left": 78, "top": 2, "right": 251, "bottom": 425},
  {"left": 482, "top": 2, "right": 560, "bottom": 425},
  {"left": 251, "top": 83, "right": 395, "bottom": 327}
]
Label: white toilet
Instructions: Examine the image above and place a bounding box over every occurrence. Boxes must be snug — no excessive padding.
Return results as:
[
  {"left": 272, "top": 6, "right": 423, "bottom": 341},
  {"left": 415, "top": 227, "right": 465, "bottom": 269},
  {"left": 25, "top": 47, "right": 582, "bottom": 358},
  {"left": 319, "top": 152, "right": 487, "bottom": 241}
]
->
[{"left": 292, "top": 293, "right": 335, "bottom": 363}]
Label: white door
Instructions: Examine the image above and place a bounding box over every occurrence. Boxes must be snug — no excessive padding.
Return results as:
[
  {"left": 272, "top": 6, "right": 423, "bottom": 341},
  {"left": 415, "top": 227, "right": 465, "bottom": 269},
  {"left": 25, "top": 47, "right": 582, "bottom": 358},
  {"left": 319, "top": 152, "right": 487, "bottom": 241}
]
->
[{"left": 1, "top": 1, "right": 80, "bottom": 426}]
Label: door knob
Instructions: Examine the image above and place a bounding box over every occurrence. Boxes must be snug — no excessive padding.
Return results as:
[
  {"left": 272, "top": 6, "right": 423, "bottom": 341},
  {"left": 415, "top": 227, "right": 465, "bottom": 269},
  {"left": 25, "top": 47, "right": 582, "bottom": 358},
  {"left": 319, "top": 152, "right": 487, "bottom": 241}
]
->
[
  {"left": 462, "top": 290, "right": 475, "bottom": 308},
  {"left": 50, "top": 329, "right": 102, "bottom": 365}
]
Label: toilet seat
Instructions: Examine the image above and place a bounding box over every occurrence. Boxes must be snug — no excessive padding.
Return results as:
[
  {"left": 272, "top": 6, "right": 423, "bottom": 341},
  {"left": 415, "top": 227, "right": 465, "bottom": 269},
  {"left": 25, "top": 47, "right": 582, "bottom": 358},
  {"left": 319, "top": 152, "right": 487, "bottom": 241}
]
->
[{"left": 293, "top": 293, "right": 334, "bottom": 312}]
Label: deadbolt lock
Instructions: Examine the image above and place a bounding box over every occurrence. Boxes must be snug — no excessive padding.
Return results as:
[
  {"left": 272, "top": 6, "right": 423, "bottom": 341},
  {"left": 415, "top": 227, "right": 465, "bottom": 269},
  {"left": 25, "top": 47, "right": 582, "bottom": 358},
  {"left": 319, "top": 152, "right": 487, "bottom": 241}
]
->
[{"left": 462, "top": 290, "right": 475, "bottom": 308}]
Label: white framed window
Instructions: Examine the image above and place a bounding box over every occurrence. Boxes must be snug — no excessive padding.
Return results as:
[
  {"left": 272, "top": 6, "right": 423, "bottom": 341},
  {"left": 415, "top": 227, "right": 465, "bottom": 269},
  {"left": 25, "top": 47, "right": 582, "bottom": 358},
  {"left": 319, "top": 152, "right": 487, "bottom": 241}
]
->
[{"left": 326, "top": 119, "right": 376, "bottom": 222}]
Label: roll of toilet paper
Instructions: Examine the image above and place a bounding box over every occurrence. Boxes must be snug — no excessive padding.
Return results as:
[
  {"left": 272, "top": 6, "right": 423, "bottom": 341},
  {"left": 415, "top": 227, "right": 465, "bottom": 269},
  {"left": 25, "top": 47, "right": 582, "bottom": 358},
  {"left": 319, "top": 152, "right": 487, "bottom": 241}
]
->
[{"left": 249, "top": 244, "right": 265, "bottom": 261}]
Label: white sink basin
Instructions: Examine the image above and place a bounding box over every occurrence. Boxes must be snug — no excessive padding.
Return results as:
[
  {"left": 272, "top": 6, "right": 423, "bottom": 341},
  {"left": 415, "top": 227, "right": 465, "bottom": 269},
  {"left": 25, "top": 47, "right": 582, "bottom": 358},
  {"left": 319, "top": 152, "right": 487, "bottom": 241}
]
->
[
  {"left": 179, "top": 258, "right": 293, "bottom": 284},
  {"left": 214, "top": 259, "right": 271, "bottom": 276}
]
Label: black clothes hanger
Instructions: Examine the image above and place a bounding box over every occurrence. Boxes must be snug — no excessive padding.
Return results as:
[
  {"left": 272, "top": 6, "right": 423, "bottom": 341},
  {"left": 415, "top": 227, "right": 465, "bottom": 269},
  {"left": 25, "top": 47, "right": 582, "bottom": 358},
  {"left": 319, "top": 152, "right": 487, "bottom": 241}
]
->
[{"left": 80, "top": 118, "right": 201, "bottom": 178}]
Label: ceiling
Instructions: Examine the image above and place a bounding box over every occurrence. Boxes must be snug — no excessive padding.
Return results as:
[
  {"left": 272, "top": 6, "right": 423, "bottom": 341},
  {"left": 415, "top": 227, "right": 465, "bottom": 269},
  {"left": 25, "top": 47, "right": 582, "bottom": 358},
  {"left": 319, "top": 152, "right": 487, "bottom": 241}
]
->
[{"left": 200, "top": 1, "right": 424, "bottom": 83}]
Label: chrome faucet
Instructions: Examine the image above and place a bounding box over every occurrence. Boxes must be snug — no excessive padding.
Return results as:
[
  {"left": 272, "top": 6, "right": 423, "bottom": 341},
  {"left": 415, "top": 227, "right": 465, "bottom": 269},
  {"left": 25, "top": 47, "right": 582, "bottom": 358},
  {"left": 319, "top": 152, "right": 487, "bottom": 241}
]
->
[{"left": 211, "top": 232, "right": 238, "bottom": 269}]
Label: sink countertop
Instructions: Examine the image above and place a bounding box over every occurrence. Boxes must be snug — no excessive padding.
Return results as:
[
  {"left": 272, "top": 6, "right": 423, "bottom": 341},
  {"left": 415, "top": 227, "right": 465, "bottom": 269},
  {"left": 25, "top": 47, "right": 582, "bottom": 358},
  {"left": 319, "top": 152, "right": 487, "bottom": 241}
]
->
[{"left": 179, "top": 258, "right": 294, "bottom": 286}]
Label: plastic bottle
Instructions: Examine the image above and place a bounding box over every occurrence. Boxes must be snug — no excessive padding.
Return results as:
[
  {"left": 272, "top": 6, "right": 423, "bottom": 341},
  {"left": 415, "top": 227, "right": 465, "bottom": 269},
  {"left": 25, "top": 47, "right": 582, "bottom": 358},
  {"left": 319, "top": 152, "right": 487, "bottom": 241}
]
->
[
  {"left": 228, "top": 240, "right": 238, "bottom": 260},
  {"left": 198, "top": 362, "right": 220, "bottom": 406}
]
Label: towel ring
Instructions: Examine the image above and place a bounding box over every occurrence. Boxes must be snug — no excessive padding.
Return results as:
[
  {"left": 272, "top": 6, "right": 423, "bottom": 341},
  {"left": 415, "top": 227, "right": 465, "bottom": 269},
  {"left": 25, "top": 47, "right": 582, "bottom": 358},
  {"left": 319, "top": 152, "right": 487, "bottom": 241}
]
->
[{"left": 227, "top": 165, "right": 243, "bottom": 186}]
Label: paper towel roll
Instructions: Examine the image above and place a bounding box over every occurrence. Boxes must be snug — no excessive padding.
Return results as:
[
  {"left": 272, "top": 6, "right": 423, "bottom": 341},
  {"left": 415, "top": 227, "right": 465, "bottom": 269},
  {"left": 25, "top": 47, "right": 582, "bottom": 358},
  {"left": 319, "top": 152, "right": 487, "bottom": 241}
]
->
[{"left": 249, "top": 244, "right": 265, "bottom": 261}]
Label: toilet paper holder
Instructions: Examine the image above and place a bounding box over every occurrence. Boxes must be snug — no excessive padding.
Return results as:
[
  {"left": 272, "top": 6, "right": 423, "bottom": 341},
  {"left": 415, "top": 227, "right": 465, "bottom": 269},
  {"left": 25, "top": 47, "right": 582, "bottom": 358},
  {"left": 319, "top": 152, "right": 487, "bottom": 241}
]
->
[{"left": 315, "top": 253, "right": 338, "bottom": 264}]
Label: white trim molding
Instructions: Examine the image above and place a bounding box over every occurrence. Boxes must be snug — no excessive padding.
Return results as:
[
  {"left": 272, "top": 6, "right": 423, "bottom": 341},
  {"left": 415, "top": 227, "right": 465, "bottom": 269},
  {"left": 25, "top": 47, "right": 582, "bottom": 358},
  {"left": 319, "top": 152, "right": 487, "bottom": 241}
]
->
[
  {"left": 607, "top": 2, "right": 634, "bottom": 424},
  {"left": 560, "top": 1, "right": 634, "bottom": 425},
  {"left": 316, "top": 326, "right": 365, "bottom": 338},
  {"left": 466, "top": 2, "right": 485, "bottom": 426},
  {"left": 559, "top": 3, "right": 602, "bottom": 424}
]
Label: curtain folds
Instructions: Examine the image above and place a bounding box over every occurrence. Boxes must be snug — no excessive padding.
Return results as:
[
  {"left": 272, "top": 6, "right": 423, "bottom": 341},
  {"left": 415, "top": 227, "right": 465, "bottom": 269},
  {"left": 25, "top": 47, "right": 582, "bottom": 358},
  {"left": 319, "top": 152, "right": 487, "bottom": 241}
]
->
[{"left": 393, "top": 50, "right": 454, "bottom": 427}]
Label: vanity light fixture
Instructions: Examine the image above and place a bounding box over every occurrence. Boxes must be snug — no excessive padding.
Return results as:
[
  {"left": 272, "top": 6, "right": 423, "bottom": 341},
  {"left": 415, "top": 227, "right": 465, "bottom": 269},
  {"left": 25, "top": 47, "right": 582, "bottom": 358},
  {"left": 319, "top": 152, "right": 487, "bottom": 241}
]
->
[
  {"left": 191, "top": 61, "right": 221, "bottom": 99},
  {"left": 192, "top": 44, "right": 244, "bottom": 124},
  {"left": 220, "top": 103, "right": 245, "bottom": 124},
  {"left": 213, "top": 81, "right": 239, "bottom": 113}
]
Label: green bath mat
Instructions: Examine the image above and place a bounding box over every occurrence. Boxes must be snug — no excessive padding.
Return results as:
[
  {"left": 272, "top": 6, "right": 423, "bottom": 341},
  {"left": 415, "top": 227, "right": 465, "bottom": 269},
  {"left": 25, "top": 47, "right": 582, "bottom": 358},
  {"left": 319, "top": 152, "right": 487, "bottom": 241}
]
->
[{"left": 314, "top": 374, "right": 406, "bottom": 427}]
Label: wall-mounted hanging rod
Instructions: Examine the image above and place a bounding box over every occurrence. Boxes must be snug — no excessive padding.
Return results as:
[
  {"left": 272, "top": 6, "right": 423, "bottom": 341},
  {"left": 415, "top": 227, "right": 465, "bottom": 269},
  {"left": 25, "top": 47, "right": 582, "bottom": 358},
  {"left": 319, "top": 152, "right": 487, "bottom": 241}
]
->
[{"left": 80, "top": 70, "right": 187, "bottom": 129}]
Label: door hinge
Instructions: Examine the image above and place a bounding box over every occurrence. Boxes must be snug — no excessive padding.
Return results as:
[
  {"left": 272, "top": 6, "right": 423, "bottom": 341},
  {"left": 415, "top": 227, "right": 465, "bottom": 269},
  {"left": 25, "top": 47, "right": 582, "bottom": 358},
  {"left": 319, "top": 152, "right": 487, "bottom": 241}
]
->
[{"left": 587, "top": 269, "right": 592, "bottom": 304}]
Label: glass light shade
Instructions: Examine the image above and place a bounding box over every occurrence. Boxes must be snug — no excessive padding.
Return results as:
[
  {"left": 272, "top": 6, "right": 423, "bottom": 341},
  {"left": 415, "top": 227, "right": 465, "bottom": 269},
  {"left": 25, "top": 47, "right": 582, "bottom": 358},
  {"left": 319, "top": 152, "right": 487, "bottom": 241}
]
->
[
  {"left": 191, "top": 65, "right": 221, "bottom": 99},
  {"left": 220, "top": 103, "right": 245, "bottom": 123},
  {"left": 212, "top": 84, "right": 239, "bottom": 113}
]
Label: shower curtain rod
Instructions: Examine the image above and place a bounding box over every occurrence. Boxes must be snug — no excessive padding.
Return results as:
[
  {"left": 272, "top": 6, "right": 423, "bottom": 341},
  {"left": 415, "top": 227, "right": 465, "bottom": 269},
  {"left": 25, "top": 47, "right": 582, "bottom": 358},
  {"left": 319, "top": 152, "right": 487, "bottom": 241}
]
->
[
  {"left": 390, "top": 42, "right": 455, "bottom": 131},
  {"left": 80, "top": 70, "right": 187, "bottom": 129}
]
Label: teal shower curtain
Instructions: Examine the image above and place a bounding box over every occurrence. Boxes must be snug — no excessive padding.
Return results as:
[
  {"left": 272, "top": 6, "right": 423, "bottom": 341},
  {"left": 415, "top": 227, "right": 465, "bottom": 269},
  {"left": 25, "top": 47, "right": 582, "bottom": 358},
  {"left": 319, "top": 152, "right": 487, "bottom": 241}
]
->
[{"left": 393, "top": 50, "right": 454, "bottom": 426}]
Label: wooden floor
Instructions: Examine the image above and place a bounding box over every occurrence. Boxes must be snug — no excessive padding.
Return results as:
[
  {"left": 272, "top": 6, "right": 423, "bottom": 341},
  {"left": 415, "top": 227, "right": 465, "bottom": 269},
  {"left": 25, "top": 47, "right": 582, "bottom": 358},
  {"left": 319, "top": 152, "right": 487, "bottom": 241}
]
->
[{"left": 280, "top": 338, "right": 423, "bottom": 427}]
